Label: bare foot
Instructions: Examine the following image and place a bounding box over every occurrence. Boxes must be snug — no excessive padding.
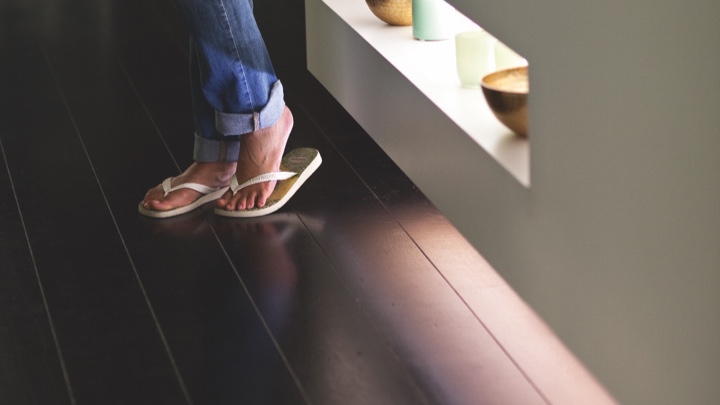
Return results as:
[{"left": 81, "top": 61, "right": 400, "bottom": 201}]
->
[
  {"left": 141, "top": 161, "right": 236, "bottom": 212},
  {"left": 217, "top": 106, "right": 293, "bottom": 211}
]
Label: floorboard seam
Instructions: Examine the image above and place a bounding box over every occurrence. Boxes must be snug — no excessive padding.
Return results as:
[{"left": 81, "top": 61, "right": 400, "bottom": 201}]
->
[
  {"left": 36, "top": 36, "right": 194, "bottom": 405},
  {"left": 114, "top": 51, "right": 183, "bottom": 174},
  {"left": 0, "top": 137, "right": 77, "bottom": 405},
  {"left": 291, "top": 91, "right": 550, "bottom": 404},
  {"left": 292, "top": 211, "right": 435, "bottom": 405},
  {"left": 399, "top": 226, "right": 552, "bottom": 405},
  {"left": 208, "top": 225, "right": 314, "bottom": 405}
]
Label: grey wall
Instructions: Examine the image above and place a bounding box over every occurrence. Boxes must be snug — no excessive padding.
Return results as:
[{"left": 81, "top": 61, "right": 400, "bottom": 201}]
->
[{"left": 450, "top": 1, "right": 720, "bottom": 403}]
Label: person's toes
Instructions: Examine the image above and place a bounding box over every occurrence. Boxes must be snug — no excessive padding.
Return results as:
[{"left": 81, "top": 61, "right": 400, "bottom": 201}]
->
[
  {"left": 144, "top": 186, "right": 163, "bottom": 204},
  {"left": 256, "top": 193, "right": 268, "bottom": 208},
  {"left": 217, "top": 181, "right": 279, "bottom": 211},
  {"left": 237, "top": 194, "right": 249, "bottom": 210},
  {"left": 216, "top": 191, "right": 232, "bottom": 208},
  {"left": 142, "top": 194, "right": 160, "bottom": 209},
  {"left": 249, "top": 191, "right": 262, "bottom": 209},
  {"left": 149, "top": 199, "right": 169, "bottom": 211}
]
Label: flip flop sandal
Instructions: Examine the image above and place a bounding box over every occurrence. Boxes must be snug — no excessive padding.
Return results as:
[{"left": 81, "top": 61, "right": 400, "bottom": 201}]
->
[
  {"left": 215, "top": 148, "right": 322, "bottom": 218},
  {"left": 138, "top": 178, "right": 229, "bottom": 219}
]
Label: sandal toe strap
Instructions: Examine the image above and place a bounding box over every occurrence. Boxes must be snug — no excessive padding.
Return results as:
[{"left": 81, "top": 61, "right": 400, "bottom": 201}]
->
[
  {"left": 230, "top": 171, "right": 296, "bottom": 195},
  {"left": 162, "top": 177, "right": 223, "bottom": 197}
]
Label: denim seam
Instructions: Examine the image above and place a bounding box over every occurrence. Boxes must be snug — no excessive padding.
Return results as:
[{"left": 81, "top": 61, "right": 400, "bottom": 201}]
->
[
  {"left": 214, "top": 81, "right": 284, "bottom": 135},
  {"left": 219, "top": 0, "right": 255, "bottom": 110},
  {"left": 194, "top": 132, "right": 240, "bottom": 162}
]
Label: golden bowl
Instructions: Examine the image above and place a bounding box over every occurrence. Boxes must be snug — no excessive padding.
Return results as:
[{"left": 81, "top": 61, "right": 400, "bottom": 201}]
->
[
  {"left": 365, "top": 0, "right": 412, "bottom": 26},
  {"left": 481, "top": 66, "right": 529, "bottom": 137}
]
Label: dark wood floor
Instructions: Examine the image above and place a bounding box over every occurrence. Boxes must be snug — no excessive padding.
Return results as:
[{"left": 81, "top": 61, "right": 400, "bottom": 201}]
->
[{"left": 0, "top": 0, "right": 585, "bottom": 404}]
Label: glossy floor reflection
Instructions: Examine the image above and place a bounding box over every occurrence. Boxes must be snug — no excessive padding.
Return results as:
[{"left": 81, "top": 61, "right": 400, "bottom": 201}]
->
[{"left": 0, "top": 0, "right": 614, "bottom": 404}]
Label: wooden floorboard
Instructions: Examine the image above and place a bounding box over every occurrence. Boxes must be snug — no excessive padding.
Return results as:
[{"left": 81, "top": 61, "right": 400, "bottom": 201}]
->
[
  {"left": 0, "top": 0, "right": 554, "bottom": 404},
  {"left": 0, "top": 135, "right": 72, "bottom": 405},
  {"left": 0, "top": 28, "right": 190, "bottom": 405},
  {"left": 286, "top": 126, "right": 544, "bottom": 404},
  {"left": 0, "top": 12, "right": 75, "bottom": 404}
]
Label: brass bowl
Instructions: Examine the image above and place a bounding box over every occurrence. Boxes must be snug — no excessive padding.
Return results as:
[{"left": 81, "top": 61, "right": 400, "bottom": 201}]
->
[
  {"left": 365, "top": 0, "right": 412, "bottom": 26},
  {"left": 481, "top": 66, "right": 529, "bottom": 137}
]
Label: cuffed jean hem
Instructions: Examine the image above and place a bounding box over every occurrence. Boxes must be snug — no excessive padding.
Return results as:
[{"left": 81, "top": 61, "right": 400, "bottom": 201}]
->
[
  {"left": 194, "top": 133, "right": 241, "bottom": 162},
  {"left": 215, "top": 81, "right": 285, "bottom": 135},
  {"left": 194, "top": 81, "right": 286, "bottom": 162}
]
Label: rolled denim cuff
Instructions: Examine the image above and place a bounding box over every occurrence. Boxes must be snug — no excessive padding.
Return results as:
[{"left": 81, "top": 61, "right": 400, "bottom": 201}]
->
[
  {"left": 215, "top": 81, "right": 285, "bottom": 135},
  {"left": 193, "top": 133, "right": 241, "bottom": 162}
]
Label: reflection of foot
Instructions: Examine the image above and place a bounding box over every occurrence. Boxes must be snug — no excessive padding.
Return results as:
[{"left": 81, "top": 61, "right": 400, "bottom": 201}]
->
[
  {"left": 212, "top": 214, "right": 301, "bottom": 290},
  {"left": 216, "top": 106, "right": 293, "bottom": 212},
  {"left": 215, "top": 148, "right": 322, "bottom": 218},
  {"left": 139, "top": 161, "right": 236, "bottom": 218}
]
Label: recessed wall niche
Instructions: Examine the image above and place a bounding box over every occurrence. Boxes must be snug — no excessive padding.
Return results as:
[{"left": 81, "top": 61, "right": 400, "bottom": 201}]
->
[{"left": 309, "top": 0, "right": 531, "bottom": 186}]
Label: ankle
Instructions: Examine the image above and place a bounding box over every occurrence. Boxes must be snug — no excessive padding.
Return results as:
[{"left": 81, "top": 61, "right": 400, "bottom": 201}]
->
[
  {"left": 214, "top": 165, "right": 236, "bottom": 183},
  {"left": 190, "top": 161, "right": 237, "bottom": 184}
]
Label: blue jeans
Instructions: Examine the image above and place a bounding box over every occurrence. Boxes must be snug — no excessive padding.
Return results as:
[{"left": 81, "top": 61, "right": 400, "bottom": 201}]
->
[{"left": 172, "top": 0, "right": 285, "bottom": 162}]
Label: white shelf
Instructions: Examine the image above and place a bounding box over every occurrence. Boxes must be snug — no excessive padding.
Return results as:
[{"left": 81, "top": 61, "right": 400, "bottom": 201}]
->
[{"left": 317, "top": 0, "right": 529, "bottom": 186}]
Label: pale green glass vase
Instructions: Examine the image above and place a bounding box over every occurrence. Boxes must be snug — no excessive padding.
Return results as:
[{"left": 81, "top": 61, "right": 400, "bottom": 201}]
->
[{"left": 412, "top": 0, "right": 450, "bottom": 41}]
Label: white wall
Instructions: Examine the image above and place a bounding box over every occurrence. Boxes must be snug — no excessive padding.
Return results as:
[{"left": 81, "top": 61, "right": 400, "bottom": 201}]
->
[{"left": 307, "top": 0, "right": 720, "bottom": 403}]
